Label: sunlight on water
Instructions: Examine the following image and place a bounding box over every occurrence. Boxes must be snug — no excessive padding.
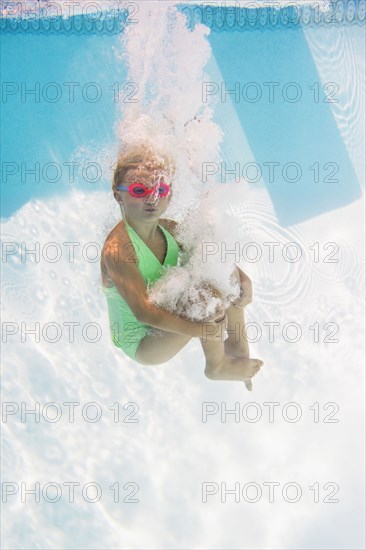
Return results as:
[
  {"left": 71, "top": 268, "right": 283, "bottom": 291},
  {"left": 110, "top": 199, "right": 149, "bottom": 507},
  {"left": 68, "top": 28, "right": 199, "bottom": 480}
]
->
[{"left": 2, "top": 2, "right": 365, "bottom": 549}]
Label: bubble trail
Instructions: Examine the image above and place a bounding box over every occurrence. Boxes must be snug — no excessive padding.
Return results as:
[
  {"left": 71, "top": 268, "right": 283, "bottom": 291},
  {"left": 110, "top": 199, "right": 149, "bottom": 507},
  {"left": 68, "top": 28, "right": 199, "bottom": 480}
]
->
[{"left": 116, "top": 1, "right": 243, "bottom": 320}]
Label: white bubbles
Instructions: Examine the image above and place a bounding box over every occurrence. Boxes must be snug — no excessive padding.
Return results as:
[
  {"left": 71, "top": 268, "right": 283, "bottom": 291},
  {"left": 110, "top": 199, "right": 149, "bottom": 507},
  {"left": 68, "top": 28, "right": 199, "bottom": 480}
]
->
[
  {"left": 147, "top": 185, "right": 244, "bottom": 320},
  {"left": 148, "top": 265, "right": 233, "bottom": 321},
  {"left": 106, "top": 2, "right": 241, "bottom": 314},
  {"left": 115, "top": 2, "right": 222, "bottom": 197}
]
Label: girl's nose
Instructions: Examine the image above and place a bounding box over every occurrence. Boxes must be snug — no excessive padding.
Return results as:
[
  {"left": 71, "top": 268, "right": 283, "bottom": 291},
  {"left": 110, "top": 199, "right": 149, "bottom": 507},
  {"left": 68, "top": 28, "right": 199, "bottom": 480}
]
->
[{"left": 145, "top": 187, "right": 160, "bottom": 204}]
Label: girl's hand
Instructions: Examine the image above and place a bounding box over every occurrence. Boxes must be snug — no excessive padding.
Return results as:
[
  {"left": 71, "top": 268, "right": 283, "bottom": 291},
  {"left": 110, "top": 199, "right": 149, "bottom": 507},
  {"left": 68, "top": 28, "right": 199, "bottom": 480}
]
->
[{"left": 232, "top": 271, "right": 252, "bottom": 309}]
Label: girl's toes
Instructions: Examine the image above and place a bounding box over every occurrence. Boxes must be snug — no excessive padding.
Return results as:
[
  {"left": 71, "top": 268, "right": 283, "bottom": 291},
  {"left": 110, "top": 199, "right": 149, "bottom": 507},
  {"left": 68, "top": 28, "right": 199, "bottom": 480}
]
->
[{"left": 244, "top": 379, "right": 253, "bottom": 391}]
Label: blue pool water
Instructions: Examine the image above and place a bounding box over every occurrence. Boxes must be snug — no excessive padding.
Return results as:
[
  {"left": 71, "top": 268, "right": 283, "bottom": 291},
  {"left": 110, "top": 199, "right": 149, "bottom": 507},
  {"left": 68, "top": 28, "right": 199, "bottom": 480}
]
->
[{"left": 1, "top": 2, "right": 364, "bottom": 223}]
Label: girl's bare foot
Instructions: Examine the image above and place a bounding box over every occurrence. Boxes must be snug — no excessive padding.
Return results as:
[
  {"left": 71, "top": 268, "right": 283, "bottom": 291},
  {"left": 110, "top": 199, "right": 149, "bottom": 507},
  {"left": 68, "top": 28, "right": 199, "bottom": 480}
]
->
[
  {"left": 205, "top": 356, "right": 263, "bottom": 383},
  {"left": 244, "top": 379, "right": 253, "bottom": 391}
]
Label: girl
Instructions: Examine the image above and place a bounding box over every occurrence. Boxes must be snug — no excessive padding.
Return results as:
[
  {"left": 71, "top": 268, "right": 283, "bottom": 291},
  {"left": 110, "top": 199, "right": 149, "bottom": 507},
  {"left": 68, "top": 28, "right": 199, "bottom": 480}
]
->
[{"left": 101, "top": 144, "right": 263, "bottom": 386}]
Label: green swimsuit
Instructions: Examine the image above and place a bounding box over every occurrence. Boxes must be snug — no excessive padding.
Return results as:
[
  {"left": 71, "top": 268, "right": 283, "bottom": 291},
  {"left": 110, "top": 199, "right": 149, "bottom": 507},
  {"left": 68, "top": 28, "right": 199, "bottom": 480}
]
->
[{"left": 103, "top": 221, "right": 180, "bottom": 360}]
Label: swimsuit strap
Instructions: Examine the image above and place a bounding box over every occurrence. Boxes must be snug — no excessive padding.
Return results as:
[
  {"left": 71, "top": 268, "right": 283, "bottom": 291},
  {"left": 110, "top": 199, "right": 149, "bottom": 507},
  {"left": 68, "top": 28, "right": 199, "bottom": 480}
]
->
[
  {"left": 158, "top": 224, "right": 179, "bottom": 266},
  {"left": 124, "top": 220, "right": 178, "bottom": 269}
]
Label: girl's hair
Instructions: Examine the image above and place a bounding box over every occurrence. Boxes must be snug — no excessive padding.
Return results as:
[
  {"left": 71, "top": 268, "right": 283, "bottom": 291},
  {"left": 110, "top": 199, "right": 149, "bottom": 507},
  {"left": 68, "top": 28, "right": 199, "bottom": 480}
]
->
[{"left": 112, "top": 143, "right": 176, "bottom": 193}]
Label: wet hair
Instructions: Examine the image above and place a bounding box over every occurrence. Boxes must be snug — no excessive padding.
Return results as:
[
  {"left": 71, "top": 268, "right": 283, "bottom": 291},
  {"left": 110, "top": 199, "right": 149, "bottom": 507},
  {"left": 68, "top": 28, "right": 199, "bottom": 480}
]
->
[{"left": 112, "top": 143, "right": 176, "bottom": 194}]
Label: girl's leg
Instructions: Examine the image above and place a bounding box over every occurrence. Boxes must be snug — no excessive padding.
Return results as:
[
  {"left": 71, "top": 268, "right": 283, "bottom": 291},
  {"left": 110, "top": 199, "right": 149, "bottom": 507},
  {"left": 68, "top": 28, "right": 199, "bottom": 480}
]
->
[
  {"left": 134, "top": 304, "right": 226, "bottom": 366},
  {"left": 134, "top": 282, "right": 225, "bottom": 366},
  {"left": 199, "top": 288, "right": 262, "bottom": 384},
  {"left": 134, "top": 283, "right": 262, "bottom": 384},
  {"left": 200, "top": 327, "right": 262, "bottom": 382},
  {"left": 135, "top": 331, "right": 192, "bottom": 365},
  {"left": 224, "top": 304, "right": 249, "bottom": 357},
  {"left": 135, "top": 313, "right": 262, "bottom": 384}
]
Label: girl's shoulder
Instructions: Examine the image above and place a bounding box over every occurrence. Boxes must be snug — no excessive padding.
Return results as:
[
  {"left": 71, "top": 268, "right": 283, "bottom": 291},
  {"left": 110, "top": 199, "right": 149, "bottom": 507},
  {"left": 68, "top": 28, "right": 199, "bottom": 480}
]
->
[
  {"left": 101, "top": 221, "right": 124, "bottom": 254},
  {"left": 102, "top": 220, "right": 129, "bottom": 245},
  {"left": 100, "top": 221, "right": 136, "bottom": 287}
]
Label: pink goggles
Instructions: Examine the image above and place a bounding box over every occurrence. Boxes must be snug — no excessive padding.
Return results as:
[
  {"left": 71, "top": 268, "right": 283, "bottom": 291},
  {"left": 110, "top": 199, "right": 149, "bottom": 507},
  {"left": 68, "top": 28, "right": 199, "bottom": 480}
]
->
[{"left": 116, "top": 182, "right": 171, "bottom": 198}]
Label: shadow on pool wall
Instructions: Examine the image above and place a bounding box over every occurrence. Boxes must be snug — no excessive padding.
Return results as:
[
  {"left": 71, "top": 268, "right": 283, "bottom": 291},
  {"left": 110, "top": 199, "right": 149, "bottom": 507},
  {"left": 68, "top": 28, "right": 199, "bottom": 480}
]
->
[{"left": 180, "top": 2, "right": 363, "bottom": 226}]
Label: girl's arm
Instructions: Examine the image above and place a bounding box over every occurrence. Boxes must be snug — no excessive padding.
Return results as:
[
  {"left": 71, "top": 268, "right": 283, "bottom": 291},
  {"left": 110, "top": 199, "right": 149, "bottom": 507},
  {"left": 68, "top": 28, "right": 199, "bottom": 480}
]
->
[{"left": 104, "top": 235, "right": 220, "bottom": 340}]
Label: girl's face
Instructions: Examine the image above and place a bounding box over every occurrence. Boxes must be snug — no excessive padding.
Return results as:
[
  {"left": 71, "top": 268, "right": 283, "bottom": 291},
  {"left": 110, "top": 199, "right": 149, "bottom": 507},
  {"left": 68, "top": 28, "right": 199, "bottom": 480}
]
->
[{"left": 115, "top": 167, "right": 173, "bottom": 222}]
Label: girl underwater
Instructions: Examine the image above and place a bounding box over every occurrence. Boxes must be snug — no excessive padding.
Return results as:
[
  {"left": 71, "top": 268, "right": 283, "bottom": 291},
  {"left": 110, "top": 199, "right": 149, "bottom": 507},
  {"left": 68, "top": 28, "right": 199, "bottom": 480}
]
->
[{"left": 101, "top": 143, "right": 263, "bottom": 388}]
